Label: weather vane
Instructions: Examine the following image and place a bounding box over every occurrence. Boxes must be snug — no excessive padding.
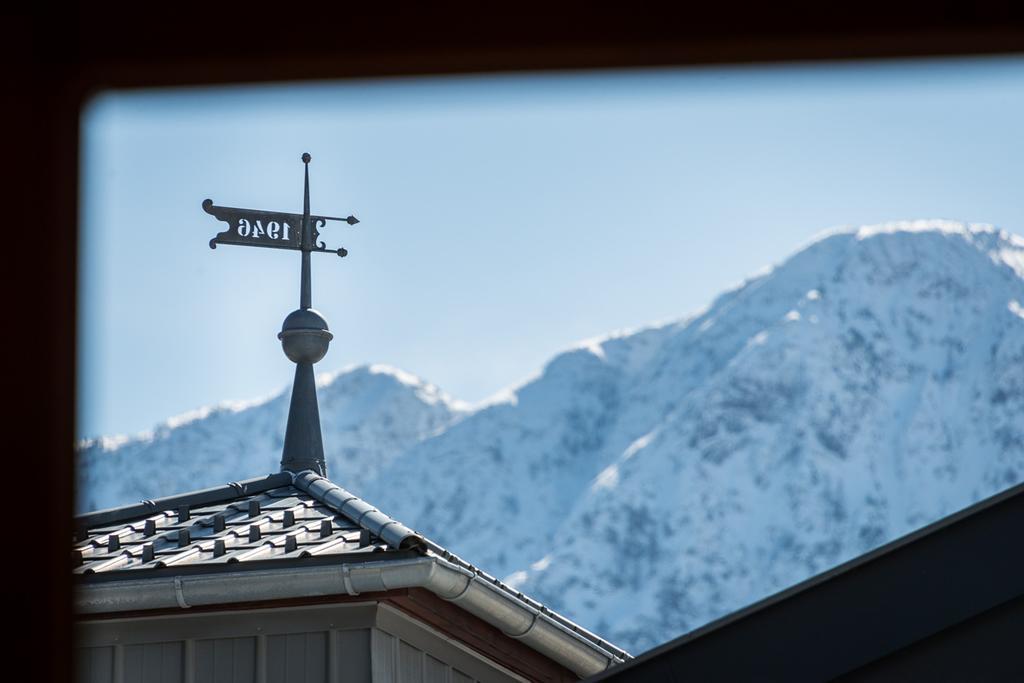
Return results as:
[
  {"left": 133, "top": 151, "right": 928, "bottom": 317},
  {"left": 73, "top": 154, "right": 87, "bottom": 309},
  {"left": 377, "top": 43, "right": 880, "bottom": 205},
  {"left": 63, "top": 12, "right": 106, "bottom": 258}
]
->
[{"left": 202, "top": 153, "right": 359, "bottom": 476}]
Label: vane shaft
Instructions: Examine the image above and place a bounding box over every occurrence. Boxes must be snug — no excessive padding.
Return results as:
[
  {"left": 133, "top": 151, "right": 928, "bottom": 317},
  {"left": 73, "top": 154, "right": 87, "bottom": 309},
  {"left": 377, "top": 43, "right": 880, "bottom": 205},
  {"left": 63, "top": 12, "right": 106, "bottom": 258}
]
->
[{"left": 300, "top": 154, "right": 312, "bottom": 309}]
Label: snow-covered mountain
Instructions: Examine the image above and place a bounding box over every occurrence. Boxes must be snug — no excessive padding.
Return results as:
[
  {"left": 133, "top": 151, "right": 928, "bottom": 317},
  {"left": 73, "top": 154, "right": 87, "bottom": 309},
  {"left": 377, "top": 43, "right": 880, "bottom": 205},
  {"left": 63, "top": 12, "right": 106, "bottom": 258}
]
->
[
  {"left": 76, "top": 365, "right": 467, "bottom": 513},
  {"left": 77, "top": 221, "right": 1024, "bottom": 653}
]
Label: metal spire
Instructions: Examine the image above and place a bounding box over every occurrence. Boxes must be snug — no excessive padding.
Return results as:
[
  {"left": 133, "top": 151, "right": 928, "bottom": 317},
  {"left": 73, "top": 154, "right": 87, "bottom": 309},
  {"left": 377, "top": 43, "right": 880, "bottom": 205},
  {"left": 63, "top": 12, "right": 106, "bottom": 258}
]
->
[
  {"left": 279, "top": 153, "right": 331, "bottom": 475},
  {"left": 202, "top": 153, "right": 361, "bottom": 477}
]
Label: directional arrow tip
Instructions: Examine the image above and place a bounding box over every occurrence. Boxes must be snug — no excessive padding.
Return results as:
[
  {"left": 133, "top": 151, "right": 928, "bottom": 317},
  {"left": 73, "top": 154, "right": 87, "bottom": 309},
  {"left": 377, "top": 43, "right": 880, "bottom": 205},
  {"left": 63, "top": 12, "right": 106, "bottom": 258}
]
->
[{"left": 347, "top": 216, "right": 360, "bottom": 225}]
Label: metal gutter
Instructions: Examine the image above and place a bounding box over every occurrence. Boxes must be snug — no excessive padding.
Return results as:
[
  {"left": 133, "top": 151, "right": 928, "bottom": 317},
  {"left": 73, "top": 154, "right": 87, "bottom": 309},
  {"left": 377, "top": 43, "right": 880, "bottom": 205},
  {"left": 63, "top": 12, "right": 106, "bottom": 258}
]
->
[
  {"left": 290, "top": 470, "right": 625, "bottom": 662},
  {"left": 288, "top": 468, "right": 629, "bottom": 670},
  {"left": 75, "top": 473, "right": 293, "bottom": 531},
  {"left": 75, "top": 555, "right": 629, "bottom": 677}
]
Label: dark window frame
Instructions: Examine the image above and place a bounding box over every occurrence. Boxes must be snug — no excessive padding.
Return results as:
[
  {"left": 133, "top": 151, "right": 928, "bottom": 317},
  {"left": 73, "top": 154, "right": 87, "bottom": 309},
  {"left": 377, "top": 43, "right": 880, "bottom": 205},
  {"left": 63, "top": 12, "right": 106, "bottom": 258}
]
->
[{"left": 13, "top": 8, "right": 1024, "bottom": 681}]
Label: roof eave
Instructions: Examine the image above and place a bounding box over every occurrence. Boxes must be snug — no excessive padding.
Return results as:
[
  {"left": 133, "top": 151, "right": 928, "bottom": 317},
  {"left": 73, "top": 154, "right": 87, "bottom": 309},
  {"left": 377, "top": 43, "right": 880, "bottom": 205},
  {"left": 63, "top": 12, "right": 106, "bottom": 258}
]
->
[{"left": 74, "top": 555, "right": 627, "bottom": 678}]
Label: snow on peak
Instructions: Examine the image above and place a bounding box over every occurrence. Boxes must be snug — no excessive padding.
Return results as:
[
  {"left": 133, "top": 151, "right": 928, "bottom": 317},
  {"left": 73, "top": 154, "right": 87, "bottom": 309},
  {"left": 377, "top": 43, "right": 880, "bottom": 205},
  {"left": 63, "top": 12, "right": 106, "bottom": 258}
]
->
[
  {"left": 163, "top": 395, "right": 275, "bottom": 430},
  {"left": 853, "top": 218, "right": 994, "bottom": 240},
  {"left": 368, "top": 364, "right": 473, "bottom": 413},
  {"left": 77, "top": 433, "right": 133, "bottom": 453},
  {"left": 576, "top": 338, "right": 608, "bottom": 361},
  {"left": 317, "top": 363, "right": 471, "bottom": 413},
  {"left": 81, "top": 393, "right": 282, "bottom": 451},
  {"left": 1009, "top": 300, "right": 1024, "bottom": 320}
]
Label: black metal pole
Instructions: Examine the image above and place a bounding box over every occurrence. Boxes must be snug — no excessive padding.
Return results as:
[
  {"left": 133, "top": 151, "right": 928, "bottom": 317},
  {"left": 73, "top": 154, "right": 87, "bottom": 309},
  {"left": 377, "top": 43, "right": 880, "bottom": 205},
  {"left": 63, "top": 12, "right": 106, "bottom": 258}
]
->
[{"left": 300, "top": 152, "right": 312, "bottom": 310}]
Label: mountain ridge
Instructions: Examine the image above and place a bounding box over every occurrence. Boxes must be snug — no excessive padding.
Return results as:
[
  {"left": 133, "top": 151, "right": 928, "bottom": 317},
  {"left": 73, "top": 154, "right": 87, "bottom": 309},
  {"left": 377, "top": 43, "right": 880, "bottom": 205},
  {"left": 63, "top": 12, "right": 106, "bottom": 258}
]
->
[{"left": 78, "top": 220, "right": 1024, "bottom": 651}]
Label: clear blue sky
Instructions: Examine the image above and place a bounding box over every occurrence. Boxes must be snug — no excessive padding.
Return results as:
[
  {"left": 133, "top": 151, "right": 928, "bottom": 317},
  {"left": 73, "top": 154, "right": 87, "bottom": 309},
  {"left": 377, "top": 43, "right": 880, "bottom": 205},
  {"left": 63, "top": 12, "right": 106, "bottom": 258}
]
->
[{"left": 78, "top": 55, "right": 1024, "bottom": 439}]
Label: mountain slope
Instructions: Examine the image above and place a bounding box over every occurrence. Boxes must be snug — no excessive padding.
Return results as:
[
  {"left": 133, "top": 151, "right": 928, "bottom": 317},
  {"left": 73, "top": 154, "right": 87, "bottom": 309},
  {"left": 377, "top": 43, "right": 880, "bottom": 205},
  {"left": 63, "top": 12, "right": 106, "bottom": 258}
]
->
[
  {"left": 78, "top": 221, "right": 1024, "bottom": 653},
  {"left": 76, "top": 365, "right": 465, "bottom": 512},
  {"left": 360, "top": 221, "right": 1024, "bottom": 651}
]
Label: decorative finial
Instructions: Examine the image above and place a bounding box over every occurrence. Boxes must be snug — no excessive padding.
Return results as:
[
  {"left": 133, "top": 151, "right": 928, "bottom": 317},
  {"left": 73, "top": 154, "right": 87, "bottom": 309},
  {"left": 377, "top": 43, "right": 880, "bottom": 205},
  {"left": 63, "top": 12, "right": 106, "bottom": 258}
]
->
[{"left": 201, "top": 154, "right": 362, "bottom": 477}]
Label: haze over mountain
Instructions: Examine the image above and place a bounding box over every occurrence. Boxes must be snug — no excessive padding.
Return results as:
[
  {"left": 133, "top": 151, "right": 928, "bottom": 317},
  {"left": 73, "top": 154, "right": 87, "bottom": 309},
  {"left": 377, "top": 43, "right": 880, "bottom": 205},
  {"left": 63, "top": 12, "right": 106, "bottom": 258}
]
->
[{"left": 78, "top": 221, "right": 1024, "bottom": 652}]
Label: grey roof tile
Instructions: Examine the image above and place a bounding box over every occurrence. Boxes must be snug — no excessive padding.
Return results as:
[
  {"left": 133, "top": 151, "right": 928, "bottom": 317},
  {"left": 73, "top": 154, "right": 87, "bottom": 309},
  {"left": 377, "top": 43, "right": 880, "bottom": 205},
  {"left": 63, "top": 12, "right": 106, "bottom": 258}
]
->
[{"left": 73, "top": 480, "right": 395, "bottom": 576}]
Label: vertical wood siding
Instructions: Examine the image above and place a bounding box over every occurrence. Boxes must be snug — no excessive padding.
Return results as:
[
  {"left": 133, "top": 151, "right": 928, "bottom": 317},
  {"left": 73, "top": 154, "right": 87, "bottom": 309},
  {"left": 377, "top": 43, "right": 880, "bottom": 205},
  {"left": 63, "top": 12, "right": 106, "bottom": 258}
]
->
[
  {"left": 267, "top": 632, "right": 327, "bottom": 683},
  {"left": 194, "top": 637, "right": 256, "bottom": 683},
  {"left": 370, "top": 629, "right": 481, "bottom": 683},
  {"left": 76, "top": 647, "right": 113, "bottom": 683},
  {"left": 77, "top": 604, "right": 527, "bottom": 683},
  {"left": 123, "top": 642, "right": 182, "bottom": 683}
]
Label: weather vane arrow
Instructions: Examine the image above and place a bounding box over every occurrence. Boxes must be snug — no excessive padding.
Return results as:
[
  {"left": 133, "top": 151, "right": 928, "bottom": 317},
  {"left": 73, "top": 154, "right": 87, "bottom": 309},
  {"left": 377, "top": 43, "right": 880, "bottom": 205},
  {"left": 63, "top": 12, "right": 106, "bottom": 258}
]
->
[{"left": 201, "top": 153, "right": 361, "bottom": 476}]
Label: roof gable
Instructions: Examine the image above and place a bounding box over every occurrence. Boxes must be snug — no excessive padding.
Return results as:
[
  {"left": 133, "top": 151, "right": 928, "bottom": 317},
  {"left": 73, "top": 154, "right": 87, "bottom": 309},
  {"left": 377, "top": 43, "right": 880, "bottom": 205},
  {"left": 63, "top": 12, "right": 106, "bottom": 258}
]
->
[{"left": 73, "top": 470, "right": 630, "bottom": 677}]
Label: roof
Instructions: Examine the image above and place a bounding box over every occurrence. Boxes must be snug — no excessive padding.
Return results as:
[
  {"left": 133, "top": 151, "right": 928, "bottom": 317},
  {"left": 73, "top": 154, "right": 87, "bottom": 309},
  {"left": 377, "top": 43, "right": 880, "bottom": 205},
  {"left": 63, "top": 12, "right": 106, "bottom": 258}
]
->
[
  {"left": 588, "top": 479, "right": 1024, "bottom": 682},
  {"left": 73, "top": 470, "right": 630, "bottom": 678},
  {"left": 72, "top": 471, "right": 420, "bottom": 573}
]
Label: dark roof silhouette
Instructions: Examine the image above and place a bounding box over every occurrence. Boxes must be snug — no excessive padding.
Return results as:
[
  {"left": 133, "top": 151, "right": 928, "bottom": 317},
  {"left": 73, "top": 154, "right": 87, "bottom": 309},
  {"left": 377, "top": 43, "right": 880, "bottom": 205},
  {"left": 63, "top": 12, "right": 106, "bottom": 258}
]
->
[{"left": 588, "top": 480, "right": 1024, "bottom": 682}]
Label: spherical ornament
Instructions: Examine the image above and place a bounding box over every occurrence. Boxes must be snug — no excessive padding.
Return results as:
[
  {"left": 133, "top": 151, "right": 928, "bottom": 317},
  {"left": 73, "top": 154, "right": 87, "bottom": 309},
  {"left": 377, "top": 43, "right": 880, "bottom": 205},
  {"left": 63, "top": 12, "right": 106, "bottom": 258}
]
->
[{"left": 278, "top": 308, "right": 333, "bottom": 364}]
